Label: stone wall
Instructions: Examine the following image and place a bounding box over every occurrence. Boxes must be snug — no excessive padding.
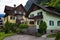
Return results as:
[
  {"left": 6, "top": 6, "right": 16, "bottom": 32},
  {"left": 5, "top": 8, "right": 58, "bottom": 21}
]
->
[{"left": 22, "top": 26, "right": 38, "bottom": 35}]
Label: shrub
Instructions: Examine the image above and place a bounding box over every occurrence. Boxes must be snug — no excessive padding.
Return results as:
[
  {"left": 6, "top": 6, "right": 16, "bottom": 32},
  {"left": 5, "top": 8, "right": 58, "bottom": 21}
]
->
[
  {"left": 4, "top": 21, "right": 10, "bottom": 33},
  {"left": 37, "top": 33, "right": 42, "bottom": 37},
  {"left": 15, "top": 28, "right": 20, "bottom": 34},
  {"left": 4, "top": 21, "right": 16, "bottom": 33},
  {"left": 39, "top": 21, "right": 47, "bottom": 34},
  {"left": 19, "top": 24, "right": 28, "bottom": 29},
  {"left": 47, "top": 34, "right": 56, "bottom": 38},
  {"left": 55, "top": 32, "right": 60, "bottom": 40}
]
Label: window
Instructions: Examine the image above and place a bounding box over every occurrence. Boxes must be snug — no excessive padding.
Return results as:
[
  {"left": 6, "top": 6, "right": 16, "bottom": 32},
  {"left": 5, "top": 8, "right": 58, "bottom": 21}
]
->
[
  {"left": 0, "top": 18, "right": 1, "bottom": 19},
  {"left": 14, "top": 10, "right": 17, "bottom": 14},
  {"left": 49, "top": 21, "right": 54, "bottom": 26},
  {"left": 0, "top": 23, "right": 3, "bottom": 25},
  {"left": 37, "top": 20, "right": 40, "bottom": 25},
  {"left": 30, "top": 21, "right": 34, "bottom": 24},
  {"left": 30, "top": 14, "right": 34, "bottom": 17},
  {"left": 10, "top": 16, "right": 15, "bottom": 20},
  {"left": 37, "top": 12, "right": 42, "bottom": 15},
  {"left": 17, "top": 16, "right": 22, "bottom": 20},
  {"left": 57, "top": 21, "right": 60, "bottom": 26},
  {"left": 0, "top": 20, "right": 2, "bottom": 22},
  {"left": 19, "top": 11, "right": 21, "bottom": 14},
  {"left": 51, "top": 30, "right": 53, "bottom": 33}
]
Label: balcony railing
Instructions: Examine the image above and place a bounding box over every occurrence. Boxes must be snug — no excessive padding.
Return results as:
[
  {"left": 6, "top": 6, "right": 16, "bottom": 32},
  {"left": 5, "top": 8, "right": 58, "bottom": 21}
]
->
[{"left": 29, "top": 14, "right": 43, "bottom": 19}]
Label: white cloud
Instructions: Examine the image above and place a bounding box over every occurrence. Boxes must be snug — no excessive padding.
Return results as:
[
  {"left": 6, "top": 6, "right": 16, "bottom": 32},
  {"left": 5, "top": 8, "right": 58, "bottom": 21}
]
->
[{"left": 0, "top": 0, "right": 28, "bottom": 14}]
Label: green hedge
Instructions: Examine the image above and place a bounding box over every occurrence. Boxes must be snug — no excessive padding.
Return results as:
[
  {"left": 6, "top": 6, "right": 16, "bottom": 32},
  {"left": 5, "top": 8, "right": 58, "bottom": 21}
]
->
[
  {"left": 4, "top": 21, "right": 18, "bottom": 33},
  {"left": 47, "top": 34, "right": 56, "bottom": 38},
  {"left": 19, "top": 24, "right": 28, "bottom": 29},
  {"left": 55, "top": 33, "right": 60, "bottom": 40},
  {"left": 39, "top": 21, "right": 47, "bottom": 34}
]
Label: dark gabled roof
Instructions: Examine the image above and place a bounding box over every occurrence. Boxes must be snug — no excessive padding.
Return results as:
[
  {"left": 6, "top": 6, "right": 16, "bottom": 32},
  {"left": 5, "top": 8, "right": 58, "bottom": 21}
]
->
[
  {"left": 39, "top": 6, "right": 60, "bottom": 16},
  {"left": 13, "top": 4, "right": 27, "bottom": 13},
  {"left": 5, "top": 6, "right": 14, "bottom": 11},
  {"left": 4, "top": 4, "right": 27, "bottom": 17},
  {"left": 4, "top": 6, "right": 14, "bottom": 15},
  {"left": 25, "top": 0, "right": 33, "bottom": 11},
  {"left": 26, "top": 3, "right": 60, "bottom": 16},
  {"left": 25, "top": 0, "right": 51, "bottom": 11},
  {"left": 25, "top": 3, "right": 41, "bottom": 17},
  {"left": 34, "top": 3, "right": 60, "bottom": 16}
]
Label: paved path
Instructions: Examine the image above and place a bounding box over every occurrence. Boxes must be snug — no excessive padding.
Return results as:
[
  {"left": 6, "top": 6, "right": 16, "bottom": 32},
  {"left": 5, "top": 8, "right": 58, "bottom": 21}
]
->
[{"left": 3, "top": 35, "right": 55, "bottom": 40}]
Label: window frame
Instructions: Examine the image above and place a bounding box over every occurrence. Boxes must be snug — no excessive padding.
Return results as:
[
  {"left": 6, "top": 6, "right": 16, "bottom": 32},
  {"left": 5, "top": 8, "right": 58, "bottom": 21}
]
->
[
  {"left": 19, "top": 11, "right": 22, "bottom": 14},
  {"left": 37, "top": 20, "right": 41, "bottom": 25},
  {"left": 14, "top": 10, "right": 17, "bottom": 14},
  {"left": 57, "top": 21, "right": 60, "bottom": 26},
  {"left": 29, "top": 21, "right": 34, "bottom": 24},
  {"left": 49, "top": 20, "right": 54, "bottom": 26},
  {"left": 37, "top": 12, "right": 42, "bottom": 15},
  {"left": 30, "top": 14, "right": 34, "bottom": 17},
  {"left": 10, "top": 16, "right": 15, "bottom": 20}
]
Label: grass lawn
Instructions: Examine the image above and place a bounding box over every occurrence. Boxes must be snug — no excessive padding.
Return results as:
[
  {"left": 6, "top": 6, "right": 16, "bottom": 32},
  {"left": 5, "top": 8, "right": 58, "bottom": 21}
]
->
[
  {"left": 47, "top": 34, "right": 56, "bottom": 38},
  {"left": 0, "top": 32, "right": 14, "bottom": 40}
]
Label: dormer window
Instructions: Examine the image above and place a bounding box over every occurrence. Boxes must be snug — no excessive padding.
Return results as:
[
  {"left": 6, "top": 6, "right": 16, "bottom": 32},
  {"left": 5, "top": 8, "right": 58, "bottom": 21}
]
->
[
  {"left": 30, "top": 14, "right": 34, "bottom": 17},
  {"left": 14, "top": 10, "right": 17, "bottom": 14},
  {"left": 37, "top": 12, "right": 42, "bottom": 15}
]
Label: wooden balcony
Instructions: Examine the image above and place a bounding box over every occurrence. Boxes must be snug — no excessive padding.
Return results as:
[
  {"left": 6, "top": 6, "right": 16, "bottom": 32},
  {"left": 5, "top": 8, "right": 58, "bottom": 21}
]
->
[{"left": 28, "top": 14, "right": 43, "bottom": 19}]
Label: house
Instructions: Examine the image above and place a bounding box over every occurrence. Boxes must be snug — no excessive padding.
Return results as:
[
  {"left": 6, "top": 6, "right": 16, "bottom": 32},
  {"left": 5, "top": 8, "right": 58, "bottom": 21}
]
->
[
  {"left": 0, "top": 14, "right": 5, "bottom": 31},
  {"left": 25, "top": 3, "right": 41, "bottom": 26},
  {"left": 26, "top": 3, "right": 60, "bottom": 33},
  {"left": 0, "top": 14, "right": 5, "bottom": 27},
  {"left": 4, "top": 4, "right": 27, "bottom": 24}
]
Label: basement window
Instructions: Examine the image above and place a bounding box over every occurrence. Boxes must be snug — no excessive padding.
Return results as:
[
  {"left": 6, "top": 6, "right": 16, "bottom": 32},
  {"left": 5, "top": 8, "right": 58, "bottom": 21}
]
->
[{"left": 51, "top": 30, "right": 53, "bottom": 33}]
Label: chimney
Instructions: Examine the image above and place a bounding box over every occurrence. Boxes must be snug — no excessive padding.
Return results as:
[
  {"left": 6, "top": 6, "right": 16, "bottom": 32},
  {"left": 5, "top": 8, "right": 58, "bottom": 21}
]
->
[{"left": 14, "top": 4, "right": 16, "bottom": 8}]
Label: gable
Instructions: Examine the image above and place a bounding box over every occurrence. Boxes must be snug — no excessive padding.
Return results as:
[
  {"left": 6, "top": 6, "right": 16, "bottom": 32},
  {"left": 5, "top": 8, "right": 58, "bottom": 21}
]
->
[
  {"left": 14, "top": 4, "right": 26, "bottom": 13},
  {"left": 25, "top": 3, "right": 41, "bottom": 17}
]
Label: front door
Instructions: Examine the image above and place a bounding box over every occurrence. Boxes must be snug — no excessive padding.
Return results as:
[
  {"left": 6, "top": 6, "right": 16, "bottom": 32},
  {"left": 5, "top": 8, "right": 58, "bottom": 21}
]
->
[
  {"left": 16, "top": 15, "right": 22, "bottom": 24},
  {"left": 36, "top": 20, "right": 41, "bottom": 29}
]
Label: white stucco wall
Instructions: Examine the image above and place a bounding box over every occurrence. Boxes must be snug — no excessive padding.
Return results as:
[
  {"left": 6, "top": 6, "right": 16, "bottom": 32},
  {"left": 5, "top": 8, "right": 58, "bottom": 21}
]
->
[
  {"left": 29, "top": 9, "right": 60, "bottom": 30},
  {"left": 43, "top": 11, "right": 60, "bottom": 30}
]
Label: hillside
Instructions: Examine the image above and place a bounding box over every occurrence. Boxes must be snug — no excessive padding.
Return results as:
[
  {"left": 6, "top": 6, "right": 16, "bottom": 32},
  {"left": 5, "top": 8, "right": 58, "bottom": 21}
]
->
[
  {"left": 25, "top": 0, "right": 50, "bottom": 11},
  {"left": 25, "top": 0, "right": 60, "bottom": 13},
  {"left": 48, "top": 0, "right": 60, "bottom": 12}
]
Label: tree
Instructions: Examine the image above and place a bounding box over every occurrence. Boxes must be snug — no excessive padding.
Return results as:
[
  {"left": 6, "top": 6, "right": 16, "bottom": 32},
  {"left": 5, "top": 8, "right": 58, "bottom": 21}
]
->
[{"left": 48, "top": 0, "right": 60, "bottom": 12}]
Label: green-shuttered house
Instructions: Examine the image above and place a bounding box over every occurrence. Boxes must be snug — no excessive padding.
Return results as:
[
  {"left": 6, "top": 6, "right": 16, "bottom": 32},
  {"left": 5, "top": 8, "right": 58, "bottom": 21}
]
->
[{"left": 26, "top": 3, "right": 60, "bottom": 33}]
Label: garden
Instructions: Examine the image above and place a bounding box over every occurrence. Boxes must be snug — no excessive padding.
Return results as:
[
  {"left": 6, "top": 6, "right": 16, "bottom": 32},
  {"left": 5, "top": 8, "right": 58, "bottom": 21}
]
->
[
  {"left": 0, "top": 21, "right": 28, "bottom": 40},
  {"left": 47, "top": 33, "right": 60, "bottom": 40},
  {"left": 0, "top": 20, "right": 48, "bottom": 40},
  {"left": 0, "top": 20, "right": 60, "bottom": 40},
  {"left": 0, "top": 32, "right": 13, "bottom": 40}
]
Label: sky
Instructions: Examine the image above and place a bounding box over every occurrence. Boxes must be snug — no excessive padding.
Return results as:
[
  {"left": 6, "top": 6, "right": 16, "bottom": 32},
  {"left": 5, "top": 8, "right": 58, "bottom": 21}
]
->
[{"left": 0, "top": 0, "right": 28, "bottom": 14}]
